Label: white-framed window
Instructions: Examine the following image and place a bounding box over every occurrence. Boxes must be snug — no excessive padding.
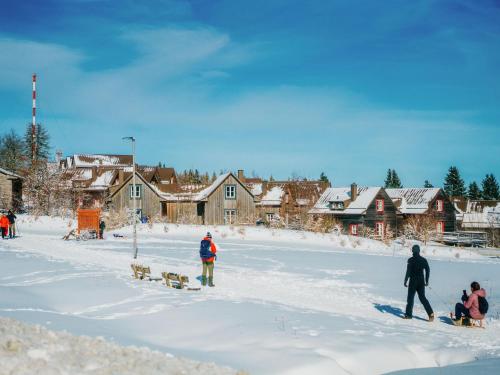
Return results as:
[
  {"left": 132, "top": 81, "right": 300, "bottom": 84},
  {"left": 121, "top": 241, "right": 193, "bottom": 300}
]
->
[
  {"left": 224, "top": 209, "right": 237, "bottom": 224},
  {"left": 375, "top": 222, "right": 384, "bottom": 238},
  {"left": 225, "top": 185, "right": 236, "bottom": 199},
  {"left": 350, "top": 224, "right": 358, "bottom": 236},
  {"left": 436, "top": 199, "right": 444, "bottom": 212},
  {"left": 129, "top": 184, "right": 142, "bottom": 199},
  {"left": 266, "top": 213, "right": 275, "bottom": 222},
  {"left": 436, "top": 221, "right": 444, "bottom": 233},
  {"left": 376, "top": 199, "right": 384, "bottom": 213},
  {"left": 330, "top": 201, "right": 344, "bottom": 210}
]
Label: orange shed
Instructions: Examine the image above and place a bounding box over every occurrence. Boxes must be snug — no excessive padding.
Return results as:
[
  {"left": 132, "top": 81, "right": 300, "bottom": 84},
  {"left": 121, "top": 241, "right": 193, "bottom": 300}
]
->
[{"left": 77, "top": 208, "right": 101, "bottom": 234}]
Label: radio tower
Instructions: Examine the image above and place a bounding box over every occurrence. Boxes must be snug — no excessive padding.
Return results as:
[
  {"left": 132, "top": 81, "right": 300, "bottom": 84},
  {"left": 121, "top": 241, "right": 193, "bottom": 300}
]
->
[{"left": 32, "top": 73, "right": 37, "bottom": 163}]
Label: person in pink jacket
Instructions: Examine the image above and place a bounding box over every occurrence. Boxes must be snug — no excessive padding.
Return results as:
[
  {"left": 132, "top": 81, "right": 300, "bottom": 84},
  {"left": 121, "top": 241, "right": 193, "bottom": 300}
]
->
[{"left": 454, "top": 281, "right": 487, "bottom": 321}]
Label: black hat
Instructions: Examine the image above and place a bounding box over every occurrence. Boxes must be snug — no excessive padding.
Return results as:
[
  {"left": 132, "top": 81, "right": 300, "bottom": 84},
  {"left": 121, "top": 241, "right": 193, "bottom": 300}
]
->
[
  {"left": 206, "top": 232, "right": 212, "bottom": 238},
  {"left": 412, "top": 244, "right": 420, "bottom": 254}
]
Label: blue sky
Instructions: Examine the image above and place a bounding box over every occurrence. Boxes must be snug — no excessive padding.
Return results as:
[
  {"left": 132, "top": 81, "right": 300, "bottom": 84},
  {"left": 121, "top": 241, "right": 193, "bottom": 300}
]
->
[{"left": 0, "top": 0, "right": 499, "bottom": 186}]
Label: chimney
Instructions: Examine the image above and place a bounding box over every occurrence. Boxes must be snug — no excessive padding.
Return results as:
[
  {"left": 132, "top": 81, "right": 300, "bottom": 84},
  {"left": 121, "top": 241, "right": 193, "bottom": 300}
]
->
[
  {"left": 351, "top": 183, "right": 358, "bottom": 201},
  {"left": 55, "top": 150, "right": 62, "bottom": 164},
  {"left": 237, "top": 169, "right": 245, "bottom": 182},
  {"left": 118, "top": 169, "right": 124, "bottom": 184}
]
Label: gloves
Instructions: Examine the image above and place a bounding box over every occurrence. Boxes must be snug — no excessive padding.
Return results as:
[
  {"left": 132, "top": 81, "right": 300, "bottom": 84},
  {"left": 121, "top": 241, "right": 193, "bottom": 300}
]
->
[
  {"left": 425, "top": 282, "right": 429, "bottom": 287},
  {"left": 404, "top": 282, "right": 408, "bottom": 288},
  {"left": 461, "top": 295, "right": 467, "bottom": 302}
]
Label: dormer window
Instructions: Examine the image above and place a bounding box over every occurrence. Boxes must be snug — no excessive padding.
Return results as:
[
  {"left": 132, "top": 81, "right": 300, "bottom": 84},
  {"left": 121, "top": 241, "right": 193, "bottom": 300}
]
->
[
  {"left": 329, "top": 201, "right": 344, "bottom": 210},
  {"left": 436, "top": 199, "right": 444, "bottom": 212},
  {"left": 376, "top": 199, "right": 384, "bottom": 213}
]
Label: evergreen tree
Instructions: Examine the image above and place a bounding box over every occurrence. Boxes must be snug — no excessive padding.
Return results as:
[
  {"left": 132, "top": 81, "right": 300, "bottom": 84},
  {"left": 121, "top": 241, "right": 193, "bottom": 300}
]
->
[
  {"left": 269, "top": 175, "right": 275, "bottom": 182},
  {"left": 0, "top": 129, "right": 25, "bottom": 172},
  {"left": 390, "top": 170, "right": 402, "bottom": 188},
  {"left": 384, "top": 169, "right": 402, "bottom": 188},
  {"left": 24, "top": 123, "right": 50, "bottom": 164},
  {"left": 384, "top": 169, "right": 392, "bottom": 188},
  {"left": 443, "top": 166, "right": 466, "bottom": 197},
  {"left": 423, "top": 180, "right": 433, "bottom": 188},
  {"left": 319, "top": 172, "right": 329, "bottom": 183},
  {"left": 482, "top": 174, "right": 499, "bottom": 200},
  {"left": 211, "top": 172, "right": 217, "bottom": 182},
  {"left": 467, "top": 181, "right": 482, "bottom": 200}
]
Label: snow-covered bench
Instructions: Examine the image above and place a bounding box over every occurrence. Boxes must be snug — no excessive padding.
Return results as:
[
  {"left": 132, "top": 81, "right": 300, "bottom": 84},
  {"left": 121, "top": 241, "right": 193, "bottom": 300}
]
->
[
  {"left": 131, "top": 264, "right": 151, "bottom": 280},
  {"left": 161, "top": 272, "right": 189, "bottom": 289}
]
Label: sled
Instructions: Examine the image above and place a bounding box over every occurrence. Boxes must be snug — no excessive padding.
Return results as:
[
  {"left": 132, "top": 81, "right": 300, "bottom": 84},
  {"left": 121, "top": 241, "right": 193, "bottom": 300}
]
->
[
  {"left": 161, "top": 272, "right": 200, "bottom": 291},
  {"left": 449, "top": 313, "right": 485, "bottom": 329},
  {"left": 131, "top": 264, "right": 151, "bottom": 280}
]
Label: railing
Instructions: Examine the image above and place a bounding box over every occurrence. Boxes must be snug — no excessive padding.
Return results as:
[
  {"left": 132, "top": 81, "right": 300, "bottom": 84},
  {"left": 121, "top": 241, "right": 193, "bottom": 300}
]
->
[{"left": 434, "top": 231, "right": 488, "bottom": 247}]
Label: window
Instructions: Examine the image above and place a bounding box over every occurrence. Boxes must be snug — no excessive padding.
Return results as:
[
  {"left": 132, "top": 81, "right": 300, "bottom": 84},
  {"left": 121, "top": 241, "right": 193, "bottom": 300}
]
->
[
  {"left": 330, "top": 201, "right": 344, "bottom": 210},
  {"left": 375, "top": 222, "right": 384, "bottom": 238},
  {"left": 224, "top": 209, "right": 237, "bottom": 224},
  {"left": 266, "top": 213, "right": 275, "bottom": 222},
  {"left": 436, "top": 221, "right": 444, "bottom": 233},
  {"left": 129, "top": 184, "right": 142, "bottom": 198},
  {"left": 376, "top": 199, "right": 384, "bottom": 213},
  {"left": 436, "top": 199, "right": 444, "bottom": 212},
  {"left": 225, "top": 185, "right": 236, "bottom": 199},
  {"left": 349, "top": 224, "right": 358, "bottom": 236}
]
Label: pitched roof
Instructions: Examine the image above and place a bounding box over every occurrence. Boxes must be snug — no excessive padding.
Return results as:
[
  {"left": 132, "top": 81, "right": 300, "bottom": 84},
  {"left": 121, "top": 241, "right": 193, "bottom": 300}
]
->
[
  {"left": 0, "top": 167, "right": 22, "bottom": 179},
  {"left": 259, "top": 185, "right": 284, "bottom": 206},
  {"left": 386, "top": 188, "right": 441, "bottom": 214},
  {"left": 309, "top": 186, "right": 381, "bottom": 215},
  {"left": 66, "top": 154, "right": 132, "bottom": 168},
  {"left": 462, "top": 201, "right": 500, "bottom": 228}
]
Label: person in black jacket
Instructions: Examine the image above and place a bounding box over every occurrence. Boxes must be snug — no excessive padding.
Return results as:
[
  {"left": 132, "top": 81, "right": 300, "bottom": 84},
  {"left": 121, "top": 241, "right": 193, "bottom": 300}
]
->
[
  {"left": 7, "top": 210, "right": 16, "bottom": 238},
  {"left": 403, "top": 244, "right": 434, "bottom": 321}
]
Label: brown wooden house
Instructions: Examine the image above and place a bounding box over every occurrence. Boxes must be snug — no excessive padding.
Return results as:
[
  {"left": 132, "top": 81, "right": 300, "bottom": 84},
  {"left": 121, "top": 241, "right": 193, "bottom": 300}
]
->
[
  {"left": 309, "top": 184, "right": 398, "bottom": 238},
  {"left": 162, "top": 172, "right": 257, "bottom": 225},
  {"left": 386, "top": 188, "right": 456, "bottom": 234},
  {"left": 0, "top": 167, "right": 23, "bottom": 211}
]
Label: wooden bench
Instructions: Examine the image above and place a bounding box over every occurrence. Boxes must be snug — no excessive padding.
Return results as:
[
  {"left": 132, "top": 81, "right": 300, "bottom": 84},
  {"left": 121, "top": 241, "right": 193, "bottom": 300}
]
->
[{"left": 131, "top": 264, "right": 151, "bottom": 280}]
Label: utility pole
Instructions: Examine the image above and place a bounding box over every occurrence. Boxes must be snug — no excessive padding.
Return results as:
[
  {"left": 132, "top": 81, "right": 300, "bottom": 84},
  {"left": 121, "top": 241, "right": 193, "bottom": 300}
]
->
[{"left": 123, "top": 136, "right": 138, "bottom": 259}]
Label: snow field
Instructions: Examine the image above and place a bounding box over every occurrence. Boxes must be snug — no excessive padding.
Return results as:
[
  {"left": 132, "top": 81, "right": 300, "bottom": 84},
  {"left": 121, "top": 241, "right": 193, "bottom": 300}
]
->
[
  {"left": 1, "top": 215, "right": 500, "bottom": 374},
  {"left": 0, "top": 317, "right": 238, "bottom": 375}
]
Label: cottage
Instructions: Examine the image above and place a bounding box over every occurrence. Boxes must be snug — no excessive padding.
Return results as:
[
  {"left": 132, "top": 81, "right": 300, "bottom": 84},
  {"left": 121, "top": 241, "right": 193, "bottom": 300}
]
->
[
  {"left": 386, "top": 188, "right": 456, "bottom": 234},
  {"left": 106, "top": 170, "right": 165, "bottom": 219},
  {"left": 309, "top": 184, "right": 398, "bottom": 238},
  {"left": 162, "top": 172, "right": 257, "bottom": 225},
  {"left": 0, "top": 167, "right": 23, "bottom": 211}
]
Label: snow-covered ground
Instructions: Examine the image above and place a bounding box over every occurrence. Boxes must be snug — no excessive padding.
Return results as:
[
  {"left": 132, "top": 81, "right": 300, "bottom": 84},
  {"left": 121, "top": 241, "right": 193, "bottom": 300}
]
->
[{"left": 1, "top": 215, "right": 500, "bottom": 374}]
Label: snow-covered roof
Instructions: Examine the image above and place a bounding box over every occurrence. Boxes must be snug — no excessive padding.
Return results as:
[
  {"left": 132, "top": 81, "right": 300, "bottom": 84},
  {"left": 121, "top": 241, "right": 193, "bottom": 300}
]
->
[
  {"left": 195, "top": 173, "right": 231, "bottom": 201},
  {"left": 386, "top": 188, "right": 441, "bottom": 214},
  {"left": 259, "top": 186, "right": 284, "bottom": 206},
  {"left": 70, "top": 154, "right": 132, "bottom": 168},
  {"left": 0, "top": 167, "right": 22, "bottom": 179},
  {"left": 248, "top": 183, "right": 263, "bottom": 196},
  {"left": 309, "top": 187, "right": 381, "bottom": 215},
  {"left": 88, "top": 170, "right": 116, "bottom": 190},
  {"left": 462, "top": 201, "right": 500, "bottom": 229}
]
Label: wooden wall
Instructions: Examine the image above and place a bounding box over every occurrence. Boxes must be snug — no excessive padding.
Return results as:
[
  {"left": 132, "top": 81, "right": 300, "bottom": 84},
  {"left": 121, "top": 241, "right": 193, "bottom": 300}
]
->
[
  {"left": 204, "top": 174, "right": 256, "bottom": 225},
  {"left": 0, "top": 174, "right": 21, "bottom": 210},
  {"left": 110, "top": 179, "right": 161, "bottom": 218}
]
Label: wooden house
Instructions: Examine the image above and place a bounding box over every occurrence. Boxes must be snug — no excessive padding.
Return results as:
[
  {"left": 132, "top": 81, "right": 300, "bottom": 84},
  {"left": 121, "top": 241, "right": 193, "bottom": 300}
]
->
[
  {"left": 106, "top": 170, "right": 165, "bottom": 219},
  {"left": 0, "top": 167, "right": 23, "bottom": 211},
  {"left": 309, "top": 184, "right": 398, "bottom": 238},
  {"left": 386, "top": 188, "right": 456, "bottom": 234},
  {"left": 162, "top": 172, "right": 257, "bottom": 225}
]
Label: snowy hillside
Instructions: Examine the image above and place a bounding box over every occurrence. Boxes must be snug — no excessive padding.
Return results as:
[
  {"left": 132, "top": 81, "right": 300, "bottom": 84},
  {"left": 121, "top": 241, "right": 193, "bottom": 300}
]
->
[{"left": 1, "top": 215, "right": 499, "bottom": 374}]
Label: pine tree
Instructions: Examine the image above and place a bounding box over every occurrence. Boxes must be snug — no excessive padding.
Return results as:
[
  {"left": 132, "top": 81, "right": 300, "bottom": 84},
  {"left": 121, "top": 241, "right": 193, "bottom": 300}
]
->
[
  {"left": 482, "top": 174, "right": 499, "bottom": 200},
  {"left": 423, "top": 180, "right": 433, "bottom": 188},
  {"left": 391, "top": 170, "right": 402, "bottom": 188},
  {"left": 384, "top": 169, "right": 402, "bottom": 188},
  {"left": 319, "top": 172, "right": 329, "bottom": 183},
  {"left": 0, "top": 129, "right": 26, "bottom": 172},
  {"left": 443, "top": 166, "right": 466, "bottom": 197},
  {"left": 467, "top": 181, "right": 482, "bottom": 200},
  {"left": 384, "top": 169, "right": 392, "bottom": 188},
  {"left": 24, "top": 123, "right": 50, "bottom": 164}
]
